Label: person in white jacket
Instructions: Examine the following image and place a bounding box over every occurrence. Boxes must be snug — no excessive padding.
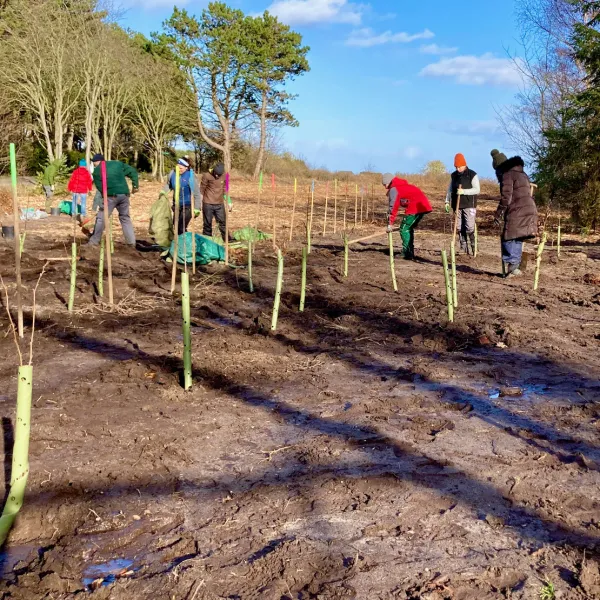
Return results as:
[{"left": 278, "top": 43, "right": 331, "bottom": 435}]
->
[{"left": 445, "top": 153, "right": 480, "bottom": 255}]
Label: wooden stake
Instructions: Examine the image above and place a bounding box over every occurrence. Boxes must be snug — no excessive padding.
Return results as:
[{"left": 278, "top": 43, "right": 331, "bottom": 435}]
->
[
  {"left": 354, "top": 184, "right": 358, "bottom": 228},
  {"left": 557, "top": 220, "right": 561, "bottom": 259},
  {"left": 68, "top": 242, "right": 77, "bottom": 312},
  {"left": 333, "top": 179, "right": 338, "bottom": 234},
  {"left": 181, "top": 272, "right": 192, "bottom": 390},
  {"left": 299, "top": 245, "right": 307, "bottom": 312},
  {"left": 474, "top": 222, "right": 478, "bottom": 257},
  {"left": 534, "top": 232, "right": 547, "bottom": 291},
  {"left": 343, "top": 183, "right": 348, "bottom": 231},
  {"left": 452, "top": 186, "right": 461, "bottom": 247},
  {"left": 309, "top": 180, "right": 315, "bottom": 248},
  {"left": 271, "top": 249, "right": 284, "bottom": 331},
  {"left": 360, "top": 186, "right": 364, "bottom": 225},
  {"left": 109, "top": 215, "right": 114, "bottom": 254},
  {"left": 323, "top": 181, "right": 329, "bottom": 235},
  {"left": 388, "top": 231, "right": 398, "bottom": 292},
  {"left": 170, "top": 168, "right": 181, "bottom": 294},
  {"left": 289, "top": 179, "right": 297, "bottom": 241},
  {"left": 441, "top": 250, "right": 454, "bottom": 323},
  {"left": 9, "top": 144, "right": 23, "bottom": 337},
  {"left": 100, "top": 161, "right": 114, "bottom": 304}
]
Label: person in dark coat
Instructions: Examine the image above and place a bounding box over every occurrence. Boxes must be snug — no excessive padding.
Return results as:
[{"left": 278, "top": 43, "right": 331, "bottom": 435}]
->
[{"left": 493, "top": 156, "right": 538, "bottom": 278}]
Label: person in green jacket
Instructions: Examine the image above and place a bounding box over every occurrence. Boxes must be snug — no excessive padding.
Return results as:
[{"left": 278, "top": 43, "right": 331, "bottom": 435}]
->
[
  {"left": 42, "top": 162, "right": 58, "bottom": 212},
  {"left": 88, "top": 153, "right": 139, "bottom": 246}
]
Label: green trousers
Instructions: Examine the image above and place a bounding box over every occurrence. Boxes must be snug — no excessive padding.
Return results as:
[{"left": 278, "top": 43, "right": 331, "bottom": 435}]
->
[{"left": 399, "top": 213, "right": 425, "bottom": 259}]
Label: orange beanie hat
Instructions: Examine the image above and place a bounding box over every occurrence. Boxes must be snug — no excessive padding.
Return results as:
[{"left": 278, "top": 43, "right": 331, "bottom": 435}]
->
[{"left": 454, "top": 153, "right": 467, "bottom": 168}]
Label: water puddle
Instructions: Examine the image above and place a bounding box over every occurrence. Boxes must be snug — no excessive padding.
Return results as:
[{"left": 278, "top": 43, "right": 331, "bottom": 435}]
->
[{"left": 82, "top": 558, "right": 134, "bottom": 588}]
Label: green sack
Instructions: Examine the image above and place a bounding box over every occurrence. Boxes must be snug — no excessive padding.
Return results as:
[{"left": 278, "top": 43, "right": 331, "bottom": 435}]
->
[
  {"left": 231, "top": 226, "right": 272, "bottom": 242},
  {"left": 167, "top": 232, "right": 225, "bottom": 265},
  {"left": 58, "top": 200, "right": 80, "bottom": 216},
  {"left": 149, "top": 191, "right": 173, "bottom": 248}
]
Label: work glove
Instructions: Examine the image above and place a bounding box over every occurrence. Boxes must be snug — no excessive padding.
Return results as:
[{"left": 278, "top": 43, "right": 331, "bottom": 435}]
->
[
  {"left": 386, "top": 224, "right": 393, "bottom": 233},
  {"left": 194, "top": 209, "right": 201, "bottom": 217},
  {"left": 457, "top": 188, "right": 464, "bottom": 196},
  {"left": 444, "top": 203, "right": 450, "bottom": 214}
]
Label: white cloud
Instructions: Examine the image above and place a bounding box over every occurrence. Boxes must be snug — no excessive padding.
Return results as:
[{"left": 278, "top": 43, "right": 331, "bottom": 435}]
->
[
  {"left": 346, "top": 27, "right": 434, "bottom": 47},
  {"left": 420, "top": 53, "right": 522, "bottom": 86},
  {"left": 267, "top": 0, "right": 363, "bottom": 26},
  {"left": 420, "top": 43, "right": 457, "bottom": 55}
]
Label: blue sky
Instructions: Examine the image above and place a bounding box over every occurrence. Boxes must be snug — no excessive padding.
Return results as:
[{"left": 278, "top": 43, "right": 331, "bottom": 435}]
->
[{"left": 118, "top": 0, "right": 521, "bottom": 177}]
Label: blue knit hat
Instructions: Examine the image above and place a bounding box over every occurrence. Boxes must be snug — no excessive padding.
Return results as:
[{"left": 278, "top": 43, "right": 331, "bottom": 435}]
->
[{"left": 79, "top": 159, "right": 87, "bottom": 167}]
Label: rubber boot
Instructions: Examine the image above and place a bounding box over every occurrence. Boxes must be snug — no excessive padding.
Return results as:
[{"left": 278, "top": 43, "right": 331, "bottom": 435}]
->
[{"left": 469, "top": 233, "right": 476, "bottom": 256}]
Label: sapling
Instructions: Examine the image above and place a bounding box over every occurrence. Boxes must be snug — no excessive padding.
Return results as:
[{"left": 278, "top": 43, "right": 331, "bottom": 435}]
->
[
  {"left": 0, "top": 264, "right": 46, "bottom": 546},
  {"left": 451, "top": 243, "right": 458, "bottom": 308},
  {"left": 388, "top": 231, "right": 398, "bottom": 292},
  {"left": 343, "top": 233, "right": 349, "bottom": 277},
  {"left": 98, "top": 238, "right": 105, "bottom": 297},
  {"left": 271, "top": 249, "right": 284, "bottom": 331},
  {"left": 181, "top": 272, "right": 192, "bottom": 390},
  {"left": 299, "top": 245, "right": 307, "bottom": 312},
  {"left": 247, "top": 241, "right": 254, "bottom": 293},
  {"left": 441, "top": 250, "right": 454, "bottom": 323},
  {"left": 534, "top": 232, "right": 547, "bottom": 291},
  {"left": 68, "top": 242, "right": 77, "bottom": 312},
  {"left": 170, "top": 168, "right": 181, "bottom": 294}
]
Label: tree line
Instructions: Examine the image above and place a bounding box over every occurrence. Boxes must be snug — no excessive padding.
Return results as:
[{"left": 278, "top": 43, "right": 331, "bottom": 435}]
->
[
  {"left": 0, "top": 0, "right": 309, "bottom": 180},
  {"left": 501, "top": 0, "right": 600, "bottom": 231}
]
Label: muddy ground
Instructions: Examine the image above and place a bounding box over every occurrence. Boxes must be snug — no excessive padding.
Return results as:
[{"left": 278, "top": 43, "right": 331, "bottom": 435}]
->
[{"left": 0, "top": 181, "right": 599, "bottom": 599}]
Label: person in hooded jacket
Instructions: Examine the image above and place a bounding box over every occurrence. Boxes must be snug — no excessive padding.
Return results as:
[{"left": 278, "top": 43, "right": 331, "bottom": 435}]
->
[
  {"left": 164, "top": 158, "right": 202, "bottom": 235},
  {"left": 383, "top": 173, "right": 432, "bottom": 260},
  {"left": 67, "top": 159, "right": 94, "bottom": 217},
  {"left": 493, "top": 156, "right": 538, "bottom": 278},
  {"left": 445, "top": 153, "right": 480, "bottom": 255}
]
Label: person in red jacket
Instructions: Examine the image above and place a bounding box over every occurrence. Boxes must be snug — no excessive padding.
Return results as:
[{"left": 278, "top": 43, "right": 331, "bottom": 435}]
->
[
  {"left": 383, "top": 173, "right": 432, "bottom": 260},
  {"left": 67, "top": 159, "right": 94, "bottom": 217}
]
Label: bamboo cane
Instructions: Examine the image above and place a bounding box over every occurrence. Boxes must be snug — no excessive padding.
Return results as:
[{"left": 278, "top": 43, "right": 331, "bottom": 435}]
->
[
  {"left": 474, "top": 222, "right": 478, "bottom": 257},
  {"left": 534, "top": 232, "right": 547, "bottom": 291},
  {"left": 441, "top": 250, "right": 454, "bottom": 323},
  {"left": 68, "top": 242, "right": 77, "bottom": 312},
  {"left": 192, "top": 172, "right": 200, "bottom": 275},
  {"left": 366, "top": 185, "right": 370, "bottom": 221},
  {"left": 354, "top": 184, "right": 358, "bottom": 228},
  {"left": 360, "top": 186, "right": 364, "bottom": 225},
  {"left": 299, "top": 245, "right": 307, "bottom": 312},
  {"left": 100, "top": 162, "right": 114, "bottom": 304},
  {"left": 323, "top": 181, "right": 329, "bottom": 235},
  {"left": 0, "top": 364, "right": 33, "bottom": 546},
  {"left": 452, "top": 187, "right": 461, "bottom": 247},
  {"left": 272, "top": 175, "right": 276, "bottom": 249},
  {"left": 181, "top": 272, "right": 192, "bottom": 390},
  {"left": 271, "top": 249, "right": 284, "bottom": 331},
  {"left": 308, "top": 180, "right": 315, "bottom": 251},
  {"left": 9, "top": 144, "right": 23, "bottom": 338},
  {"left": 98, "top": 238, "right": 104, "bottom": 297},
  {"left": 333, "top": 179, "right": 338, "bottom": 234},
  {"left": 451, "top": 243, "right": 458, "bottom": 308},
  {"left": 388, "top": 231, "right": 398, "bottom": 292},
  {"left": 289, "top": 179, "right": 297, "bottom": 241},
  {"left": 170, "top": 168, "right": 181, "bottom": 294},
  {"left": 248, "top": 241, "right": 254, "bottom": 293},
  {"left": 19, "top": 234, "right": 25, "bottom": 255},
  {"left": 109, "top": 215, "right": 114, "bottom": 254},
  {"left": 557, "top": 220, "right": 561, "bottom": 259},
  {"left": 343, "top": 234, "right": 349, "bottom": 277},
  {"left": 343, "top": 183, "right": 348, "bottom": 231}
]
